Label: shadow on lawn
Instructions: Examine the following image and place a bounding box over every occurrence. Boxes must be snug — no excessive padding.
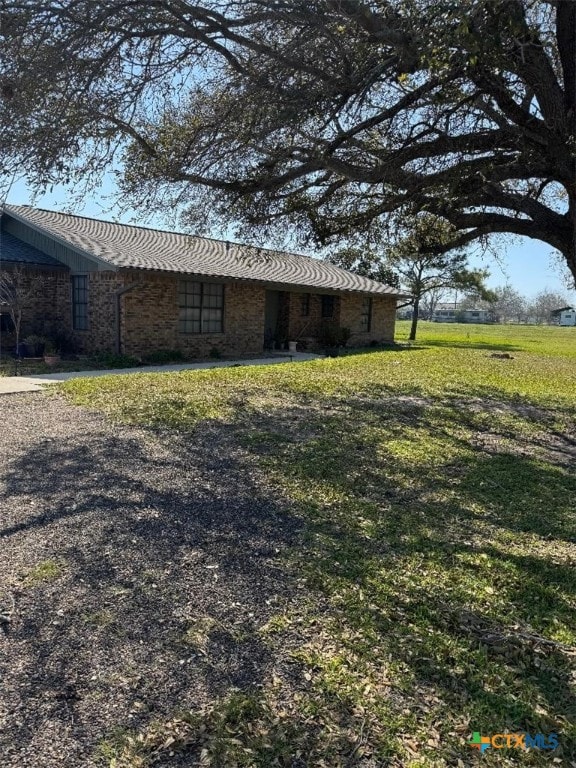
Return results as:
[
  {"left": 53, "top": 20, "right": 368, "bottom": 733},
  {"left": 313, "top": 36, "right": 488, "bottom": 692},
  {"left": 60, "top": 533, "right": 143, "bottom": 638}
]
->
[
  {"left": 416, "top": 339, "right": 524, "bottom": 352},
  {"left": 1, "top": 391, "right": 574, "bottom": 766},
  {"left": 233, "top": 394, "right": 576, "bottom": 757},
  {"left": 342, "top": 344, "right": 426, "bottom": 356},
  {"left": 0, "top": 424, "right": 323, "bottom": 766}
]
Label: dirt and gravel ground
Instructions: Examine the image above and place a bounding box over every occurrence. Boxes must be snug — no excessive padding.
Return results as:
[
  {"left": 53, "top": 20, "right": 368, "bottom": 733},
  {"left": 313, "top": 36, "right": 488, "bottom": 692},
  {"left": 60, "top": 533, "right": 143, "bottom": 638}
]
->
[{"left": 0, "top": 392, "right": 303, "bottom": 768}]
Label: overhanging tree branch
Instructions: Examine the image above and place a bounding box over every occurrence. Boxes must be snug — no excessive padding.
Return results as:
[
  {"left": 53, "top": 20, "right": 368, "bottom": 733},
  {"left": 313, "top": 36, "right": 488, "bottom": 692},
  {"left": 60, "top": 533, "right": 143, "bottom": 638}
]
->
[{"left": 1, "top": 0, "right": 574, "bottom": 284}]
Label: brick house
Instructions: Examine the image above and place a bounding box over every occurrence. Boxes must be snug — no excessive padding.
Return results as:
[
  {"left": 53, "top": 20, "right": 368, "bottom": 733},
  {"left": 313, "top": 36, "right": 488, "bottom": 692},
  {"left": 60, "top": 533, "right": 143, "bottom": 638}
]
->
[{"left": 0, "top": 205, "right": 402, "bottom": 357}]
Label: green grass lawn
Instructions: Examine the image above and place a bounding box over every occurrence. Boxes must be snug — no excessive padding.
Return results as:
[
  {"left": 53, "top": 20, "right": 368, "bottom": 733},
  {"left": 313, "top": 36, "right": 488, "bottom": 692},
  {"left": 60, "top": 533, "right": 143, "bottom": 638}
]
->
[
  {"left": 62, "top": 323, "right": 576, "bottom": 767},
  {"left": 397, "top": 319, "right": 576, "bottom": 358}
]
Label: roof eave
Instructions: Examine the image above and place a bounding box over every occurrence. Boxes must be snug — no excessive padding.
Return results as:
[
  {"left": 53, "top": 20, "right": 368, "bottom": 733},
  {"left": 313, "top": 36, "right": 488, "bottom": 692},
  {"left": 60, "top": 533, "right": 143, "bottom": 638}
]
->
[{"left": 119, "top": 265, "right": 404, "bottom": 297}]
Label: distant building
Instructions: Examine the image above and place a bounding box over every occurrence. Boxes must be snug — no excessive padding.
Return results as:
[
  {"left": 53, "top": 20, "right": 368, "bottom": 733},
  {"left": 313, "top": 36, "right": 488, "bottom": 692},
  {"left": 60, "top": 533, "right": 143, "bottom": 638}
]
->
[
  {"left": 431, "top": 304, "right": 458, "bottom": 322},
  {"left": 551, "top": 307, "right": 576, "bottom": 327},
  {"left": 396, "top": 306, "right": 414, "bottom": 320},
  {"left": 431, "top": 303, "right": 494, "bottom": 323}
]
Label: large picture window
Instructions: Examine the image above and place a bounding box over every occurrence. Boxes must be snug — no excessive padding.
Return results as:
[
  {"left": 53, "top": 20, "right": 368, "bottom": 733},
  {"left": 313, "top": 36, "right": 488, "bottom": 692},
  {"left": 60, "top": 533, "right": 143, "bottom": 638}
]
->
[
  {"left": 179, "top": 281, "right": 224, "bottom": 334},
  {"left": 72, "top": 275, "right": 88, "bottom": 330}
]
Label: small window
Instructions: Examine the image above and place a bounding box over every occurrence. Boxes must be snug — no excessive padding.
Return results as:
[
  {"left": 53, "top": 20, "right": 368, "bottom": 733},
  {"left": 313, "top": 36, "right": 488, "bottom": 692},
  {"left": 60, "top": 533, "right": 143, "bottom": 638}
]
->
[
  {"left": 321, "top": 295, "right": 335, "bottom": 318},
  {"left": 72, "top": 275, "right": 89, "bottom": 330},
  {"left": 179, "top": 281, "right": 224, "bottom": 334},
  {"left": 361, "top": 297, "right": 373, "bottom": 332},
  {"left": 301, "top": 293, "right": 310, "bottom": 317}
]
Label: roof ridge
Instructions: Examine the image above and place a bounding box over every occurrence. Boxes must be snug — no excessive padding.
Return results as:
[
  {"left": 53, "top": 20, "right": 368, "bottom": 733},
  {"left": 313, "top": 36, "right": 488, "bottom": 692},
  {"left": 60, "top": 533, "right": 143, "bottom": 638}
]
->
[
  {"left": 6, "top": 204, "right": 219, "bottom": 240},
  {"left": 5, "top": 204, "right": 324, "bottom": 266}
]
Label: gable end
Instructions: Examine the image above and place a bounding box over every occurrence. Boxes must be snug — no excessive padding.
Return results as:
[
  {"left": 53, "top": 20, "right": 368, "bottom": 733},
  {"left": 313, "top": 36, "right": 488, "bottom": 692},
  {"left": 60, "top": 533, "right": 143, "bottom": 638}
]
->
[{"left": 2, "top": 214, "right": 113, "bottom": 273}]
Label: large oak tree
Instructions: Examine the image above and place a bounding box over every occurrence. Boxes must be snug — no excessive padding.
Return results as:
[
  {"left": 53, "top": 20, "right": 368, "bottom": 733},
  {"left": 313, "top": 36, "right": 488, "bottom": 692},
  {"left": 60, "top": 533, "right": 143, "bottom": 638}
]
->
[{"left": 1, "top": 1, "right": 575, "bottom": 285}]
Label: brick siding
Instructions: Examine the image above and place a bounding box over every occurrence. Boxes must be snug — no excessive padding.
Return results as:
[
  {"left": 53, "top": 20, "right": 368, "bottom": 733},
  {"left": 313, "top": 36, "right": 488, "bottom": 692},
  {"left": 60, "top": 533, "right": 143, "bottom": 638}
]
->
[
  {"left": 1, "top": 264, "right": 398, "bottom": 358},
  {"left": 0, "top": 265, "right": 71, "bottom": 347},
  {"left": 74, "top": 271, "right": 124, "bottom": 353},
  {"left": 285, "top": 291, "right": 396, "bottom": 350},
  {"left": 120, "top": 272, "right": 266, "bottom": 358},
  {"left": 286, "top": 292, "right": 341, "bottom": 345},
  {"left": 120, "top": 276, "right": 397, "bottom": 357},
  {"left": 339, "top": 294, "right": 397, "bottom": 345}
]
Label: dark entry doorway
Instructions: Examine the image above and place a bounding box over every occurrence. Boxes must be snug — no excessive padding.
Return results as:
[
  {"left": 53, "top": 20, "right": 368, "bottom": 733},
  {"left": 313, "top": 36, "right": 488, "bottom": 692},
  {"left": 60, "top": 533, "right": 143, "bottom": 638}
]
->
[{"left": 264, "top": 290, "right": 280, "bottom": 349}]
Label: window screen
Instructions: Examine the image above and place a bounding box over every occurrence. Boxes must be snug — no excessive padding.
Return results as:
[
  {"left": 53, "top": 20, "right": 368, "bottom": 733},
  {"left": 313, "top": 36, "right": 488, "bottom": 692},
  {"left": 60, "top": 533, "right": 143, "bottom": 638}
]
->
[{"left": 361, "top": 297, "right": 373, "bottom": 332}]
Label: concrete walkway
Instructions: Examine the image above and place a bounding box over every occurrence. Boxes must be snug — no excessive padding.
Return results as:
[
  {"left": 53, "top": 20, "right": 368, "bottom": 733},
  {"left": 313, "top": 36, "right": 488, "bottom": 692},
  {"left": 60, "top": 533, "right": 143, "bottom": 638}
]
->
[{"left": 0, "top": 352, "right": 322, "bottom": 395}]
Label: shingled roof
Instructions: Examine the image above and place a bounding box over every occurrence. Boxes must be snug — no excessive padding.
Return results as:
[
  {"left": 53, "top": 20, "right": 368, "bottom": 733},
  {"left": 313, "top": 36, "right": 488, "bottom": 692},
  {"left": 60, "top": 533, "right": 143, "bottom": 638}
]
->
[
  {"left": 0, "top": 230, "right": 65, "bottom": 268},
  {"left": 4, "top": 205, "right": 400, "bottom": 296}
]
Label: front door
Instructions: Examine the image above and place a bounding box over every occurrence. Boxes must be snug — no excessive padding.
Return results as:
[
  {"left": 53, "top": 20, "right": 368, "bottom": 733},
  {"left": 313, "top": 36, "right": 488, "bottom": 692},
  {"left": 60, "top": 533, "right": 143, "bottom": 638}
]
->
[{"left": 264, "top": 290, "right": 280, "bottom": 349}]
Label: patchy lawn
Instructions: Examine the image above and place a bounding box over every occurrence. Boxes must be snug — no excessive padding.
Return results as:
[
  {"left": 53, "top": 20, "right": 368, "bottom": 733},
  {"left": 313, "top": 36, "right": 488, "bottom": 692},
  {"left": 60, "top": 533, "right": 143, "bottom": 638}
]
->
[
  {"left": 396, "top": 319, "right": 576, "bottom": 358},
  {"left": 4, "top": 324, "right": 575, "bottom": 767}
]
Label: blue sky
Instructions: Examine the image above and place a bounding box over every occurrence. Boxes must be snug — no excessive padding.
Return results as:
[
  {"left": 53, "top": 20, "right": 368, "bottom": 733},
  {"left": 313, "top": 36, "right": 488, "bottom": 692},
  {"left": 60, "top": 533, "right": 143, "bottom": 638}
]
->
[{"left": 5, "top": 176, "right": 575, "bottom": 303}]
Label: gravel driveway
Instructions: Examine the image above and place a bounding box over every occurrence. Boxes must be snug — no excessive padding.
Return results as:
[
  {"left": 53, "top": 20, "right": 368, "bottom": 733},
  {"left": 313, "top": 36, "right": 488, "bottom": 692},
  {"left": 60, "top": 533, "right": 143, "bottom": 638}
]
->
[{"left": 0, "top": 392, "right": 303, "bottom": 767}]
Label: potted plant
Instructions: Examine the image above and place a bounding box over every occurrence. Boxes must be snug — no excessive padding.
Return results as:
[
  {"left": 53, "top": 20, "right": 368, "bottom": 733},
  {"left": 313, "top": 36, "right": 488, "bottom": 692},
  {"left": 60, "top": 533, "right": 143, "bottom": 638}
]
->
[
  {"left": 23, "top": 334, "right": 46, "bottom": 357},
  {"left": 318, "top": 323, "right": 351, "bottom": 357},
  {"left": 338, "top": 326, "right": 351, "bottom": 348},
  {"left": 43, "top": 339, "right": 62, "bottom": 365}
]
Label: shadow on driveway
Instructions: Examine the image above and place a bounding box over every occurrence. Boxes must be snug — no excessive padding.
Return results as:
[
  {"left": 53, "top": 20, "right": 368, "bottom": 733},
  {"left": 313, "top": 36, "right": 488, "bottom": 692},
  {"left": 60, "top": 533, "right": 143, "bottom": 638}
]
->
[{"left": 0, "top": 396, "right": 304, "bottom": 768}]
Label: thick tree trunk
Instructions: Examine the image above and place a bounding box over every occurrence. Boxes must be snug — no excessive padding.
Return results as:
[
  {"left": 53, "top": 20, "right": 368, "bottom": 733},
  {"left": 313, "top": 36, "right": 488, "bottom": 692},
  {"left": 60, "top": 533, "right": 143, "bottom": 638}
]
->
[
  {"left": 569, "top": 194, "right": 576, "bottom": 289},
  {"left": 409, "top": 298, "right": 420, "bottom": 341}
]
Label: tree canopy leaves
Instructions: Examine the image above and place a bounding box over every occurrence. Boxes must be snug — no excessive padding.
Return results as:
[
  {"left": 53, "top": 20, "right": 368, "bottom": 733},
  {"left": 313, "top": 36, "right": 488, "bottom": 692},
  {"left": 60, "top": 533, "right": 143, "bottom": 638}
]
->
[
  {"left": 1, "top": 1, "right": 575, "bottom": 283},
  {"left": 326, "top": 247, "right": 400, "bottom": 288}
]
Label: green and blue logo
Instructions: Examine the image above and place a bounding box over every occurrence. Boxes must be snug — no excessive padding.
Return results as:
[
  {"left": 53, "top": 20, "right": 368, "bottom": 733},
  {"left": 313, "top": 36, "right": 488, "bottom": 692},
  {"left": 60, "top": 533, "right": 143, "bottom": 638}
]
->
[{"left": 469, "top": 731, "right": 559, "bottom": 753}]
